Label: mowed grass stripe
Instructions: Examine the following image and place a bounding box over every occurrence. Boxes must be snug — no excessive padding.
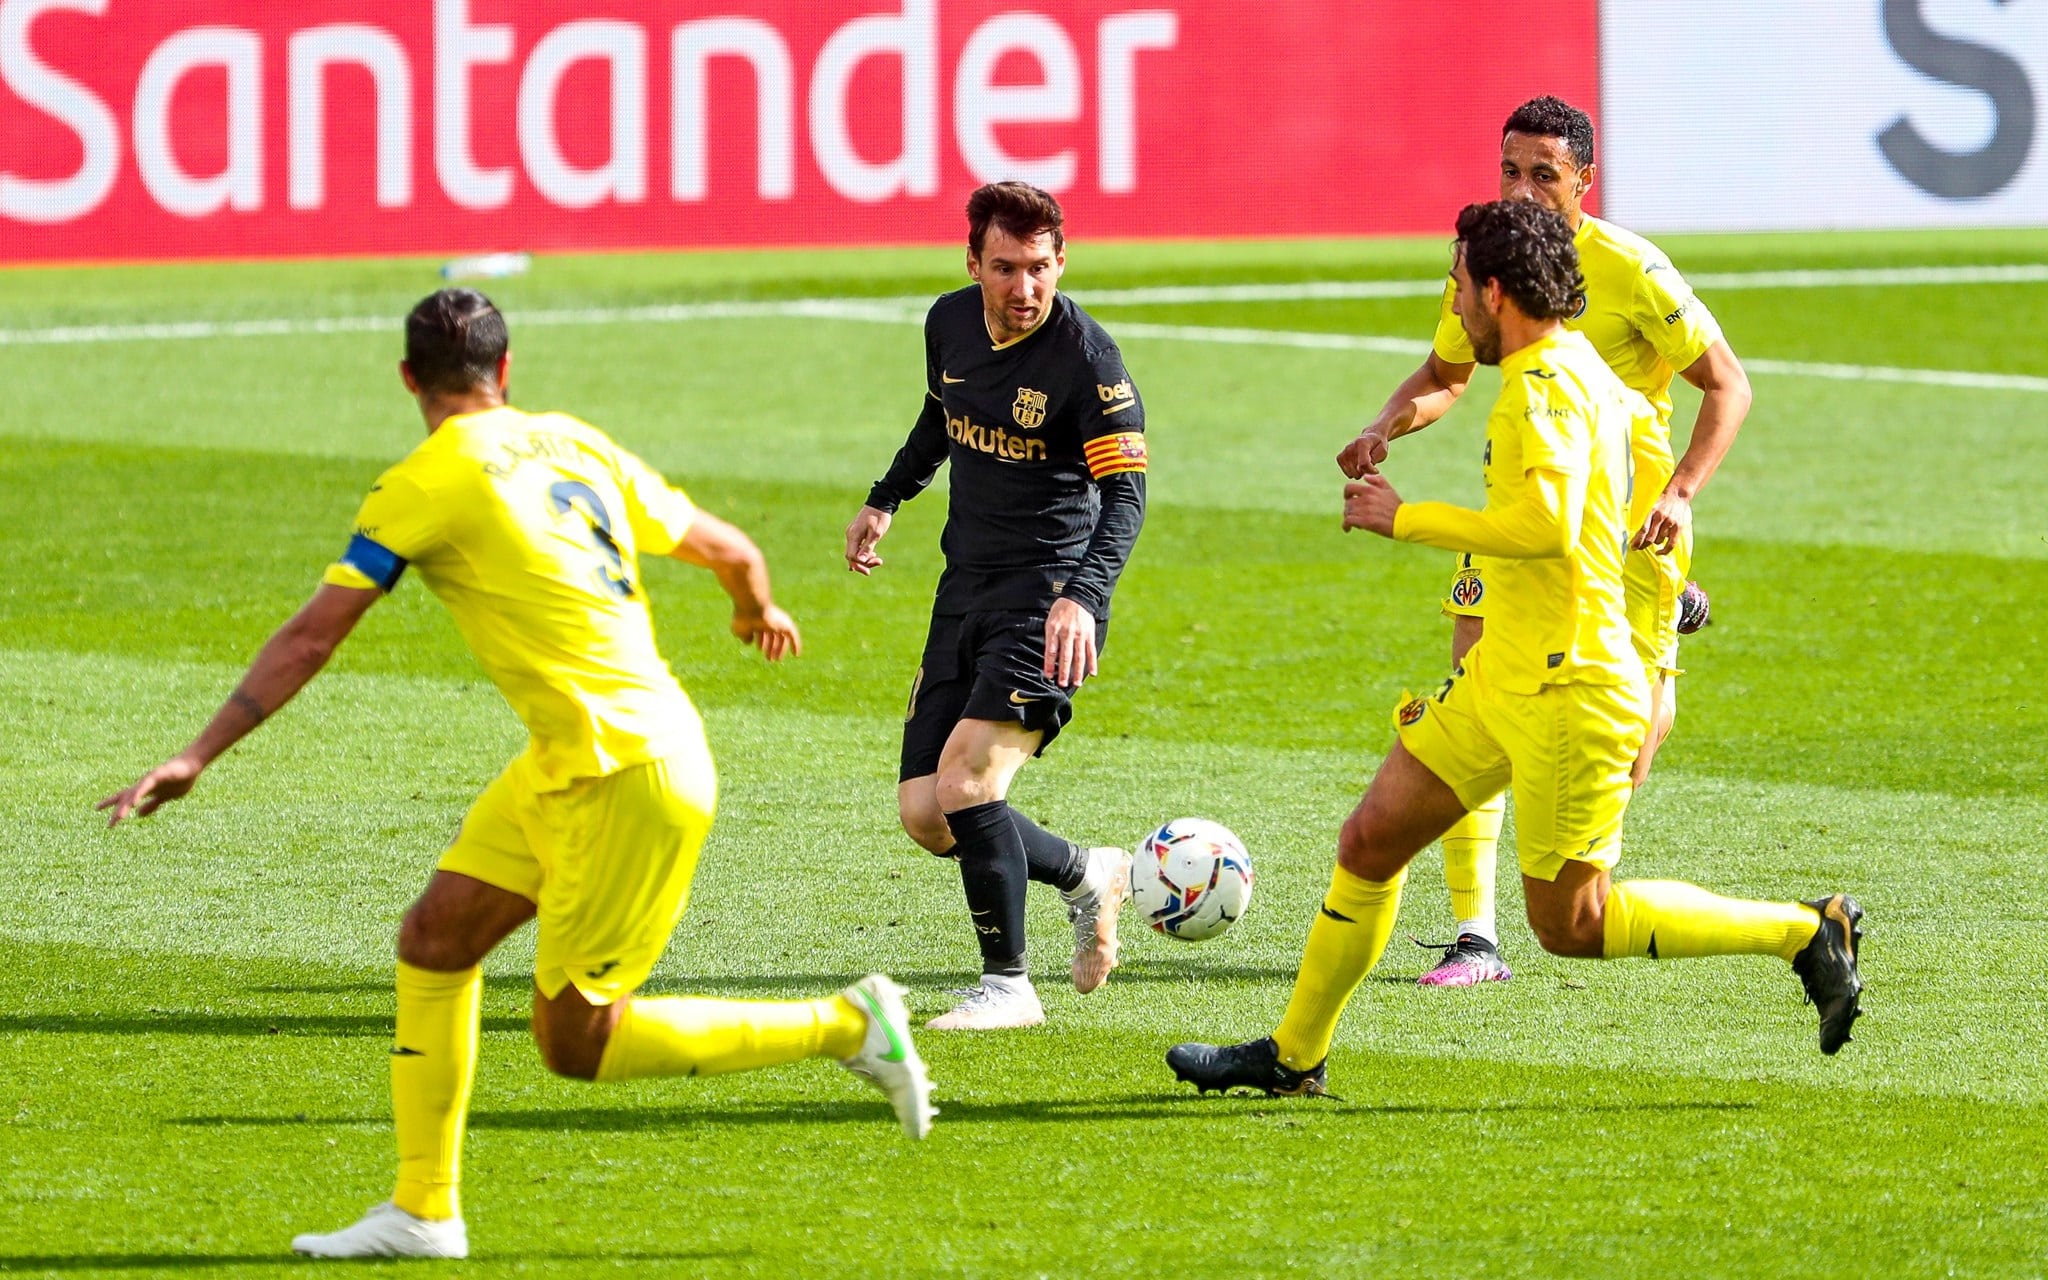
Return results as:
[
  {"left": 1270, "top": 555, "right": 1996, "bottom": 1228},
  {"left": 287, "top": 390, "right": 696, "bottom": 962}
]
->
[
  {"left": 7, "top": 933, "right": 2043, "bottom": 1278},
  {"left": 7, "top": 444, "right": 2044, "bottom": 797},
  {"left": 9, "top": 640, "right": 2046, "bottom": 1111},
  {"left": 7, "top": 289, "right": 2046, "bottom": 396},
  {"left": 3, "top": 315, "right": 2044, "bottom": 568}
]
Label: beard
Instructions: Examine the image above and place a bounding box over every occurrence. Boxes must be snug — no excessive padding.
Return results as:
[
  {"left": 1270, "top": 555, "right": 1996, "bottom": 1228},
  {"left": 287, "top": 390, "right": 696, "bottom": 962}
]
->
[{"left": 1468, "top": 322, "right": 1503, "bottom": 367}]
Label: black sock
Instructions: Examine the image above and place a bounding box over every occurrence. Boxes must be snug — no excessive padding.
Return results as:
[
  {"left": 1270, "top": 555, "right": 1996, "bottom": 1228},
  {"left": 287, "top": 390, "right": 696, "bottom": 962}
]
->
[
  {"left": 1012, "top": 810, "right": 1088, "bottom": 893},
  {"left": 945, "top": 800, "right": 1029, "bottom": 977}
]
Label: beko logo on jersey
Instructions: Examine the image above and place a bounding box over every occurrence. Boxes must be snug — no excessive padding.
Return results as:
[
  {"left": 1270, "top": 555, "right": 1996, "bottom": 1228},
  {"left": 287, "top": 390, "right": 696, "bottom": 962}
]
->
[
  {"left": 1096, "top": 380, "right": 1134, "bottom": 402},
  {"left": 948, "top": 413, "right": 1048, "bottom": 462}
]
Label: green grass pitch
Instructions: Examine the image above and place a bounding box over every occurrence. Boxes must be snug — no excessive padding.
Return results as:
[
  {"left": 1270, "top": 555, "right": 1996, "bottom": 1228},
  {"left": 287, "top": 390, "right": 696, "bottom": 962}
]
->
[{"left": 3, "top": 229, "right": 2046, "bottom": 1277}]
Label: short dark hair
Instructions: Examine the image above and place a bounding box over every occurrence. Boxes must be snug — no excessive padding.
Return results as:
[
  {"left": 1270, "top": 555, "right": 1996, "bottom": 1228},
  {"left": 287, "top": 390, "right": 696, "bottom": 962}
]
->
[
  {"left": 405, "top": 288, "right": 508, "bottom": 395},
  {"left": 1503, "top": 95, "right": 1595, "bottom": 169},
  {"left": 1455, "top": 200, "right": 1585, "bottom": 322},
  {"left": 966, "top": 181, "right": 1064, "bottom": 257}
]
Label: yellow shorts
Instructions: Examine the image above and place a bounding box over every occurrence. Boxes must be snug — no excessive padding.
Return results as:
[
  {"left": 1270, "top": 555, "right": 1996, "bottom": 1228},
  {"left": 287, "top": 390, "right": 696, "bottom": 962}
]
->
[
  {"left": 439, "top": 739, "right": 718, "bottom": 1005},
  {"left": 1441, "top": 536, "right": 1693, "bottom": 678},
  {"left": 1395, "top": 643, "right": 1649, "bottom": 882}
]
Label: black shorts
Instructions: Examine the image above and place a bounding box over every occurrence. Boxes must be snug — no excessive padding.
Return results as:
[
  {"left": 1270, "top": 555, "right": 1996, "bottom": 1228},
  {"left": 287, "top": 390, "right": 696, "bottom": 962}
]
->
[{"left": 898, "top": 609, "right": 1109, "bottom": 782}]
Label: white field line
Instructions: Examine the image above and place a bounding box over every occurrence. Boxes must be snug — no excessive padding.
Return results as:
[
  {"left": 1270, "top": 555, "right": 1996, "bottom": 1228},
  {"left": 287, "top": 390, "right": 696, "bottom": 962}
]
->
[{"left": 4, "top": 268, "right": 2047, "bottom": 393}]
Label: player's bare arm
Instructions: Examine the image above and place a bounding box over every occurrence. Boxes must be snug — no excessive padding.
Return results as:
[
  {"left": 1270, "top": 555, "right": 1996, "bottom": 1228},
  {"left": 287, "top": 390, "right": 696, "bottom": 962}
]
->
[
  {"left": 98, "top": 582, "right": 380, "bottom": 825},
  {"left": 844, "top": 504, "right": 892, "bottom": 575},
  {"left": 673, "top": 511, "right": 801, "bottom": 661},
  {"left": 1636, "top": 339, "right": 1752, "bottom": 552},
  {"left": 1339, "top": 350, "right": 1477, "bottom": 478}
]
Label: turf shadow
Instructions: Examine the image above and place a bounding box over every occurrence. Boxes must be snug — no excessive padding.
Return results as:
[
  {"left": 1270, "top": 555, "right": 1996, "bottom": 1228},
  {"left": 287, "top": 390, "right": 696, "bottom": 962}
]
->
[
  {"left": 0, "top": 1013, "right": 525, "bottom": 1037},
  {"left": 173, "top": 1092, "right": 1759, "bottom": 1134},
  {"left": 246, "top": 963, "right": 1310, "bottom": 1000},
  {"left": 0, "top": 1250, "right": 734, "bottom": 1271},
  {"left": 0, "top": 1255, "right": 285, "bottom": 1273}
]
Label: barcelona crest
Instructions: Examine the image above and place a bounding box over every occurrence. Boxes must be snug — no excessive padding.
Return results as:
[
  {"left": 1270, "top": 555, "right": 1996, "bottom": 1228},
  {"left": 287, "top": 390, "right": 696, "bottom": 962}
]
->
[{"left": 1012, "top": 386, "right": 1048, "bottom": 428}]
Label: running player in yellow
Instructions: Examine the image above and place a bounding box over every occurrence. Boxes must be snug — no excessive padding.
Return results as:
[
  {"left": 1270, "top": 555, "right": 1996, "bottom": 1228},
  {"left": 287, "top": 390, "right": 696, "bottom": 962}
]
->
[
  {"left": 99, "top": 289, "right": 935, "bottom": 1261},
  {"left": 1337, "top": 97, "right": 1755, "bottom": 987},
  {"left": 1167, "top": 201, "right": 1862, "bottom": 1098}
]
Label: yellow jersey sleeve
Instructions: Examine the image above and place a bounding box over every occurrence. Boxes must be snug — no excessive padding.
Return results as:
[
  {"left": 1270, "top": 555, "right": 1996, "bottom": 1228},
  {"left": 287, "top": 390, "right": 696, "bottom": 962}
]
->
[
  {"left": 322, "top": 468, "right": 445, "bottom": 593},
  {"left": 1630, "top": 258, "right": 1723, "bottom": 375},
  {"left": 1430, "top": 279, "right": 1475, "bottom": 364},
  {"left": 612, "top": 446, "right": 697, "bottom": 558}
]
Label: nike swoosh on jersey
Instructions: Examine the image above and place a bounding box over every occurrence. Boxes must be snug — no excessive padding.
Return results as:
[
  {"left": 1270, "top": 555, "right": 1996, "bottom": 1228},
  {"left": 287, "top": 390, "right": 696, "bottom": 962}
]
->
[
  {"left": 942, "top": 373, "right": 967, "bottom": 383},
  {"left": 1008, "top": 691, "right": 1036, "bottom": 705}
]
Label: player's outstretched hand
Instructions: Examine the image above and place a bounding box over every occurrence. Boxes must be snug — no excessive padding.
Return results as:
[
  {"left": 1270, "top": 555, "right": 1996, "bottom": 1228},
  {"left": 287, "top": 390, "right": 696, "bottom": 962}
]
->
[
  {"left": 98, "top": 755, "right": 203, "bottom": 827},
  {"left": 1337, "top": 431, "right": 1389, "bottom": 479},
  {"left": 1342, "top": 475, "right": 1403, "bottom": 537},
  {"left": 1043, "top": 598, "right": 1098, "bottom": 690},
  {"left": 1634, "top": 490, "right": 1691, "bottom": 553},
  {"left": 845, "top": 506, "right": 892, "bottom": 575},
  {"left": 733, "top": 605, "right": 803, "bottom": 662}
]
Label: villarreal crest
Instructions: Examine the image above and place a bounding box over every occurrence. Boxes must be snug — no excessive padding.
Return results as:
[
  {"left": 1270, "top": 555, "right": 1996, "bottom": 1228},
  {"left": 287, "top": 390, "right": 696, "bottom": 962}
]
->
[{"left": 1012, "top": 387, "right": 1048, "bottom": 429}]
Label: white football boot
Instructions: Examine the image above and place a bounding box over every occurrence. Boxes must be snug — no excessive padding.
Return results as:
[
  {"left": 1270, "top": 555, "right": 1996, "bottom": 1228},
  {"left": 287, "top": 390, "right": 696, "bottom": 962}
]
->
[
  {"left": 838, "top": 974, "right": 937, "bottom": 1139},
  {"left": 1063, "top": 846, "right": 1131, "bottom": 994},
  {"left": 925, "top": 973, "right": 1045, "bottom": 1030},
  {"left": 291, "top": 1201, "right": 468, "bottom": 1259}
]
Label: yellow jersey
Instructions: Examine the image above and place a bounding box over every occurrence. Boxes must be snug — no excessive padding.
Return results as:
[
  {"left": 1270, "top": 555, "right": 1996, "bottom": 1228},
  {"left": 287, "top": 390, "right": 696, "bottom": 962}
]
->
[
  {"left": 1397, "top": 330, "right": 1645, "bottom": 695},
  {"left": 1432, "top": 214, "right": 1722, "bottom": 525},
  {"left": 323, "top": 405, "right": 702, "bottom": 791}
]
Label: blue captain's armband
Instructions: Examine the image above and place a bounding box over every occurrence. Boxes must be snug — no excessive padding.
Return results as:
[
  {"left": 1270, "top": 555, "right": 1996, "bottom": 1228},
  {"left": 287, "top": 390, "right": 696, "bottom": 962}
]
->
[{"left": 336, "top": 532, "right": 407, "bottom": 592}]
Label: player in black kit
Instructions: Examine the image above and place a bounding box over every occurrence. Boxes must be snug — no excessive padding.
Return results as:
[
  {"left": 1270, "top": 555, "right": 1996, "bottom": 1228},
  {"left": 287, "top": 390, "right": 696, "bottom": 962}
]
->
[{"left": 844, "top": 182, "right": 1148, "bottom": 1030}]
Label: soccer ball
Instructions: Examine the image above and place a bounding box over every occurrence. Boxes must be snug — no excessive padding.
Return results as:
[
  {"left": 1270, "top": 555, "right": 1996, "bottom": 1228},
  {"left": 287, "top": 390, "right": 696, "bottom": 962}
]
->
[{"left": 1128, "top": 818, "right": 1254, "bottom": 942}]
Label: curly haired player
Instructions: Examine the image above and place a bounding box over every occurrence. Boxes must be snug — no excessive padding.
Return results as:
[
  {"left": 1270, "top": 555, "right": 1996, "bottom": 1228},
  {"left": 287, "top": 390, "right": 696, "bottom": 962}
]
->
[
  {"left": 1337, "top": 96, "right": 1751, "bottom": 987},
  {"left": 1168, "top": 202, "right": 1862, "bottom": 1099}
]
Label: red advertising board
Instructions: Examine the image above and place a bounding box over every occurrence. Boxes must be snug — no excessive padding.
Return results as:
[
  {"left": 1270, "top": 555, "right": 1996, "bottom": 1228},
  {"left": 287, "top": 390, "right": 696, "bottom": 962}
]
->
[{"left": 0, "top": 1, "right": 1598, "bottom": 262}]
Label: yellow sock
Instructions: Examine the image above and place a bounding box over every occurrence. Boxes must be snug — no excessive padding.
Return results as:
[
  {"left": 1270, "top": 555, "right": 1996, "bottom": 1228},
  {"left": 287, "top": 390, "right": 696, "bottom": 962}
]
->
[
  {"left": 390, "top": 962, "right": 481, "bottom": 1222},
  {"left": 595, "top": 995, "right": 866, "bottom": 1081},
  {"left": 1271, "top": 865, "right": 1406, "bottom": 1070},
  {"left": 1441, "top": 794, "right": 1504, "bottom": 929},
  {"left": 1602, "top": 880, "right": 1820, "bottom": 961}
]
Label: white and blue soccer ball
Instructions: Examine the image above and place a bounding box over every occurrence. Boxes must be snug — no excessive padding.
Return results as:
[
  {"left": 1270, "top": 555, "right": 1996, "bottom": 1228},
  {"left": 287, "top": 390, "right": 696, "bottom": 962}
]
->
[{"left": 1129, "top": 818, "right": 1254, "bottom": 942}]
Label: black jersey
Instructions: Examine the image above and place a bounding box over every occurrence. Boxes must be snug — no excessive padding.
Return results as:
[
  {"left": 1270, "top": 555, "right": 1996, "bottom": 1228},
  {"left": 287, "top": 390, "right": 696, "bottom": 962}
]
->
[{"left": 865, "top": 287, "right": 1147, "bottom": 618}]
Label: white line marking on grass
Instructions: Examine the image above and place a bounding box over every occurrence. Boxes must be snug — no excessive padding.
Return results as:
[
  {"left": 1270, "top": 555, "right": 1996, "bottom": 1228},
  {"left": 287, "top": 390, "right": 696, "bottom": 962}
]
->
[
  {"left": 1740, "top": 358, "right": 2048, "bottom": 393},
  {"left": 1076, "top": 262, "right": 2048, "bottom": 305},
  {"left": 1689, "top": 263, "right": 2048, "bottom": 290},
  {"left": 4, "top": 284, "right": 2046, "bottom": 394}
]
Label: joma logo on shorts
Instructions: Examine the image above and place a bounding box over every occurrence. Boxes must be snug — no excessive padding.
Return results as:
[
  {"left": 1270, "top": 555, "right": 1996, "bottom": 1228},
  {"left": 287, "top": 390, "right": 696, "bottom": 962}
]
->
[{"left": 948, "top": 413, "right": 1048, "bottom": 462}]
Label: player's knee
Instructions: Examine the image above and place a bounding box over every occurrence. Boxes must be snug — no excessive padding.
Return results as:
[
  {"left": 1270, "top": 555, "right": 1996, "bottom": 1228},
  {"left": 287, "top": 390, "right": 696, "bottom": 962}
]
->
[
  {"left": 531, "top": 1006, "right": 608, "bottom": 1081},
  {"left": 1335, "top": 810, "right": 1401, "bottom": 882},
  {"left": 1528, "top": 914, "right": 1603, "bottom": 959},
  {"left": 396, "top": 908, "right": 477, "bottom": 972},
  {"left": 934, "top": 769, "right": 998, "bottom": 814},
  {"left": 897, "top": 797, "right": 954, "bottom": 854}
]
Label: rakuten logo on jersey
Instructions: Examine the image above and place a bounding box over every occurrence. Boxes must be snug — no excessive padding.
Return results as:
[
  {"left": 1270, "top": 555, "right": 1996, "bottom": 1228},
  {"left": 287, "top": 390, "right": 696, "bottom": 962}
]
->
[{"left": 0, "top": 0, "right": 1177, "bottom": 226}]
